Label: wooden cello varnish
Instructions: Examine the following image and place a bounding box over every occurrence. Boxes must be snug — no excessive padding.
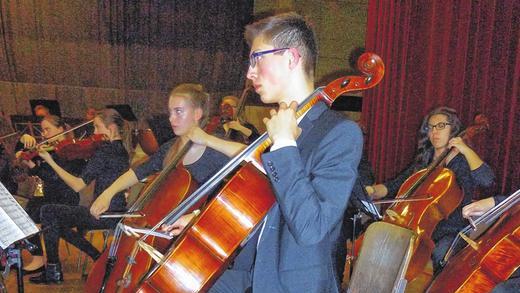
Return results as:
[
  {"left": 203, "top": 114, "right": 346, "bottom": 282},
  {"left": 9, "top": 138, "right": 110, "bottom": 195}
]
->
[
  {"left": 427, "top": 204, "right": 520, "bottom": 293},
  {"left": 135, "top": 52, "right": 385, "bottom": 293}
]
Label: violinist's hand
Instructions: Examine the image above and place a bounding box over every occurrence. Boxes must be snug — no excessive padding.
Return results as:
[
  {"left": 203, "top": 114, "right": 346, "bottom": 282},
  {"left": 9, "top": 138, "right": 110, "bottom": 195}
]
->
[
  {"left": 187, "top": 126, "right": 209, "bottom": 145},
  {"left": 227, "top": 120, "right": 252, "bottom": 137},
  {"left": 227, "top": 121, "right": 244, "bottom": 131},
  {"left": 462, "top": 197, "right": 495, "bottom": 219},
  {"left": 263, "top": 101, "right": 301, "bottom": 144},
  {"left": 160, "top": 213, "right": 196, "bottom": 236},
  {"left": 448, "top": 137, "right": 471, "bottom": 156},
  {"left": 37, "top": 149, "right": 52, "bottom": 163},
  {"left": 90, "top": 192, "right": 112, "bottom": 219},
  {"left": 20, "top": 134, "right": 36, "bottom": 149}
]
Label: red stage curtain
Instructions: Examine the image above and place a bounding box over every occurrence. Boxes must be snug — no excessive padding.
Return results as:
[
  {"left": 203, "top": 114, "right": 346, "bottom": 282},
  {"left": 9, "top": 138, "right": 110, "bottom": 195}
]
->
[{"left": 363, "top": 0, "right": 519, "bottom": 195}]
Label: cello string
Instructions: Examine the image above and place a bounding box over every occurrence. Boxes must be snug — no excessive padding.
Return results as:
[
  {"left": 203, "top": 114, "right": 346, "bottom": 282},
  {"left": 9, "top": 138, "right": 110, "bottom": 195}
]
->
[{"left": 443, "top": 188, "right": 520, "bottom": 264}]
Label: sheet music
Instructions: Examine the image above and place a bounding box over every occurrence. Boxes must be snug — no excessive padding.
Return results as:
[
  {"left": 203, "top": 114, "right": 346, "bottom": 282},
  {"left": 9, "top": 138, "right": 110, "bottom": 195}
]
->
[{"left": 0, "top": 182, "right": 39, "bottom": 249}]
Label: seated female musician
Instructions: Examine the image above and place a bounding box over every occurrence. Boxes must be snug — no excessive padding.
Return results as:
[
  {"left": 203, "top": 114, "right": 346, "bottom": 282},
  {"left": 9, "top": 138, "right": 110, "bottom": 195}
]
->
[
  {"left": 89, "top": 83, "right": 245, "bottom": 221},
  {"left": 365, "top": 106, "right": 495, "bottom": 273},
  {"left": 15, "top": 115, "right": 86, "bottom": 274},
  {"left": 462, "top": 195, "right": 520, "bottom": 293},
  {"left": 29, "top": 108, "right": 130, "bottom": 284}
]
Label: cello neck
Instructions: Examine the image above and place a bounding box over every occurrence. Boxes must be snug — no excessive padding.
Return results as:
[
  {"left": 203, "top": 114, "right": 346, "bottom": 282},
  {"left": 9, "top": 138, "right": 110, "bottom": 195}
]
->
[{"left": 141, "top": 52, "right": 385, "bottom": 236}]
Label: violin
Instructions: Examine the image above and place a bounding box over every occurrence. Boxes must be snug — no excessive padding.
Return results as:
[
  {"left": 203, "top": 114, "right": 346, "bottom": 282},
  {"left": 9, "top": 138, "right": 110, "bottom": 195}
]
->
[
  {"left": 53, "top": 134, "right": 105, "bottom": 160},
  {"left": 18, "top": 119, "right": 101, "bottom": 161},
  {"left": 19, "top": 144, "right": 55, "bottom": 161}
]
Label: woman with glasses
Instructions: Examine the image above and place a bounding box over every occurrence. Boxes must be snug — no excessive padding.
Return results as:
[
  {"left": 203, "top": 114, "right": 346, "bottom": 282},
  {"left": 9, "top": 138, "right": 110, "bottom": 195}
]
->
[{"left": 365, "top": 106, "right": 495, "bottom": 273}]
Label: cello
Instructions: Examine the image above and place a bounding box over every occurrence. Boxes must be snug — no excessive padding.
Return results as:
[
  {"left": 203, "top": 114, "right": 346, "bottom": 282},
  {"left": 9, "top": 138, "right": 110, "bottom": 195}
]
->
[
  {"left": 348, "top": 114, "right": 490, "bottom": 292},
  {"left": 132, "top": 52, "right": 385, "bottom": 292},
  {"left": 85, "top": 136, "right": 201, "bottom": 292},
  {"left": 427, "top": 189, "right": 520, "bottom": 293}
]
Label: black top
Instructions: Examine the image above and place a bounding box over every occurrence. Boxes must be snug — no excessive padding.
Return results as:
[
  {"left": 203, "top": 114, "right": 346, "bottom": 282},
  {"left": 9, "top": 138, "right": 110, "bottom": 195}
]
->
[
  {"left": 384, "top": 154, "right": 495, "bottom": 241},
  {"left": 29, "top": 152, "right": 86, "bottom": 206},
  {"left": 81, "top": 140, "right": 129, "bottom": 212},
  {"left": 134, "top": 139, "right": 229, "bottom": 185},
  {"left": 214, "top": 120, "right": 260, "bottom": 145}
]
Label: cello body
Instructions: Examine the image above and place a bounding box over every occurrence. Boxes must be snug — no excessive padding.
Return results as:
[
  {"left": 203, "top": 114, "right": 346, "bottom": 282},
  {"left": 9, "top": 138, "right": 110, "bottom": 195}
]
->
[
  {"left": 383, "top": 166, "right": 463, "bottom": 282},
  {"left": 136, "top": 162, "right": 276, "bottom": 292},
  {"left": 85, "top": 166, "right": 198, "bottom": 293},
  {"left": 349, "top": 115, "right": 490, "bottom": 291},
  {"left": 427, "top": 204, "right": 520, "bottom": 293},
  {"left": 129, "top": 52, "right": 384, "bottom": 293}
]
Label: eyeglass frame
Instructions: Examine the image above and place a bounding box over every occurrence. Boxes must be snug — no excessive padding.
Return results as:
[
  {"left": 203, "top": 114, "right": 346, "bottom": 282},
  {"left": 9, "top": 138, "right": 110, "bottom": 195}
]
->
[
  {"left": 249, "top": 48, "right": 290, "bottom": 68},
  {"left": 425, "top": 122, "right": 452, "bottom": 132}
]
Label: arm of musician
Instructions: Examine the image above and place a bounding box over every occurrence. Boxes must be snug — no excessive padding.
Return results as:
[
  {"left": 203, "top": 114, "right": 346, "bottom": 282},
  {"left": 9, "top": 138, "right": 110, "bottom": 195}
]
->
[
  {"left": 38, "top": 149, "right": 86, "bottom": 192},
  {"left": 449, "top": 137, "right": 498, "bottom": 188},
  {"left": 462, "top": 197, "right": 495, "bottom": 218},
  {"left": 90, "top": 169, "right": 139, "bottom": 218},
  {"left": 448, "top": 137, "right": 485, "bottom": 171},
  {"left": 188, "top": 126, "right": 246, "bottom": 157},
  {"left": 160, "top": 210, "right": 199, "bottom": 236},
  {"left": 262, "top": 102, "right": 362, "bottom": 245},
  {"left": 227, "top": 121, "right": 253, "bottom": 137},
  {"left": 365, "top": 184, "right": 388, "bottom": 200},
  {"left": 19, "top": 134, "right": 36, "bottom": 149}
]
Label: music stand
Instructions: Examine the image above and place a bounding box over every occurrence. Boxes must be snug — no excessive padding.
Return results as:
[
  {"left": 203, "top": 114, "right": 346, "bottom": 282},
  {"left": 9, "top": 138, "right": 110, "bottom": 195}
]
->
[
  {"left": 106, "top": 104, "right": 138, "bottom": 122},
  {"left": 9, "top": 115, "right": 42, "bottom": 139}
]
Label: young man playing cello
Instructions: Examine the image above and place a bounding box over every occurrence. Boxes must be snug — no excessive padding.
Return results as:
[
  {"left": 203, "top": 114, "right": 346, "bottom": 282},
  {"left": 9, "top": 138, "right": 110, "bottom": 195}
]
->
[{"left": 166, "top": 12, "right": 363, "bottom": 292}]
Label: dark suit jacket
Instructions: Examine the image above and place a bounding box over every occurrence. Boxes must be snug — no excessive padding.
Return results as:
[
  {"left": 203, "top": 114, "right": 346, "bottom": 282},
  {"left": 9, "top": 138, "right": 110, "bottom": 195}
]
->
[{"left": 229, "top": 102, "right": 363, "bottom": 293}]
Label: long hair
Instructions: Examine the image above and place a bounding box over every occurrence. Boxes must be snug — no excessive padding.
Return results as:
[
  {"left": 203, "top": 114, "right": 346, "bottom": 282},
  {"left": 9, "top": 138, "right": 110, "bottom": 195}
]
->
[
  {"left": 414, "top": 106, "right": 463, "bottom": 168},
  {"left": 162, "top": 83, "right": 210, "bottom": 168},
  {"left": 42, "top": 115, "right": 73, "bottom": 140},
  {"left": 95, "top": 108, "right": 131, "bottom": 154}
]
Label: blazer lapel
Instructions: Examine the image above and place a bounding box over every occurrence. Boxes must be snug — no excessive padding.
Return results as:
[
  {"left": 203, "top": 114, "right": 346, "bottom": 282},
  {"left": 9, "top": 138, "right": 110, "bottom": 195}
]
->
[{"left": 296, "top": 101, "right": 327, "bottom": 145}]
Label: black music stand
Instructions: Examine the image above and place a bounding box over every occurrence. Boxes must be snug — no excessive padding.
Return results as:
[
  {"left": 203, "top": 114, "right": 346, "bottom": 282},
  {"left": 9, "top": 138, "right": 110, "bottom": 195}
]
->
[
  {"left": 2, "top": 238, "right": 37, "bottom": 293},
  {"left": 9, "top": 115, "right": 41, "bottom": 139},
  {"left": 106, "top": 104, "right": 138, "bottom": 122}
]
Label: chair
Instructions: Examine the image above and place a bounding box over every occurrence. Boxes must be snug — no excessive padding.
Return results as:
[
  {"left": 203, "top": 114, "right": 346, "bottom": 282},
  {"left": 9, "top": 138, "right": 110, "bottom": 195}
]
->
[{"left": 77, "top": 229, "right": 111, "bottom": 278}]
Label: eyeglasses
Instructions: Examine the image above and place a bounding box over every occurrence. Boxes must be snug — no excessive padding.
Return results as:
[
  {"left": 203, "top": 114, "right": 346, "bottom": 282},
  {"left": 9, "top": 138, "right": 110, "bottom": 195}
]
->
[
  {"left": 249, "top": 48, "right": 289, "bottom": 68},
  {"left": 425, "top": 122, "right": 451, "bottom": 131}
]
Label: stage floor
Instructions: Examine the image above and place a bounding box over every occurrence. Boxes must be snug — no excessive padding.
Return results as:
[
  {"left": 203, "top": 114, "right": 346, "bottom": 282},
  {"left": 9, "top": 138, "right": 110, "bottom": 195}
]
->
[{"left": 4, "top": 230, "right": 107, "bottom": 292}]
